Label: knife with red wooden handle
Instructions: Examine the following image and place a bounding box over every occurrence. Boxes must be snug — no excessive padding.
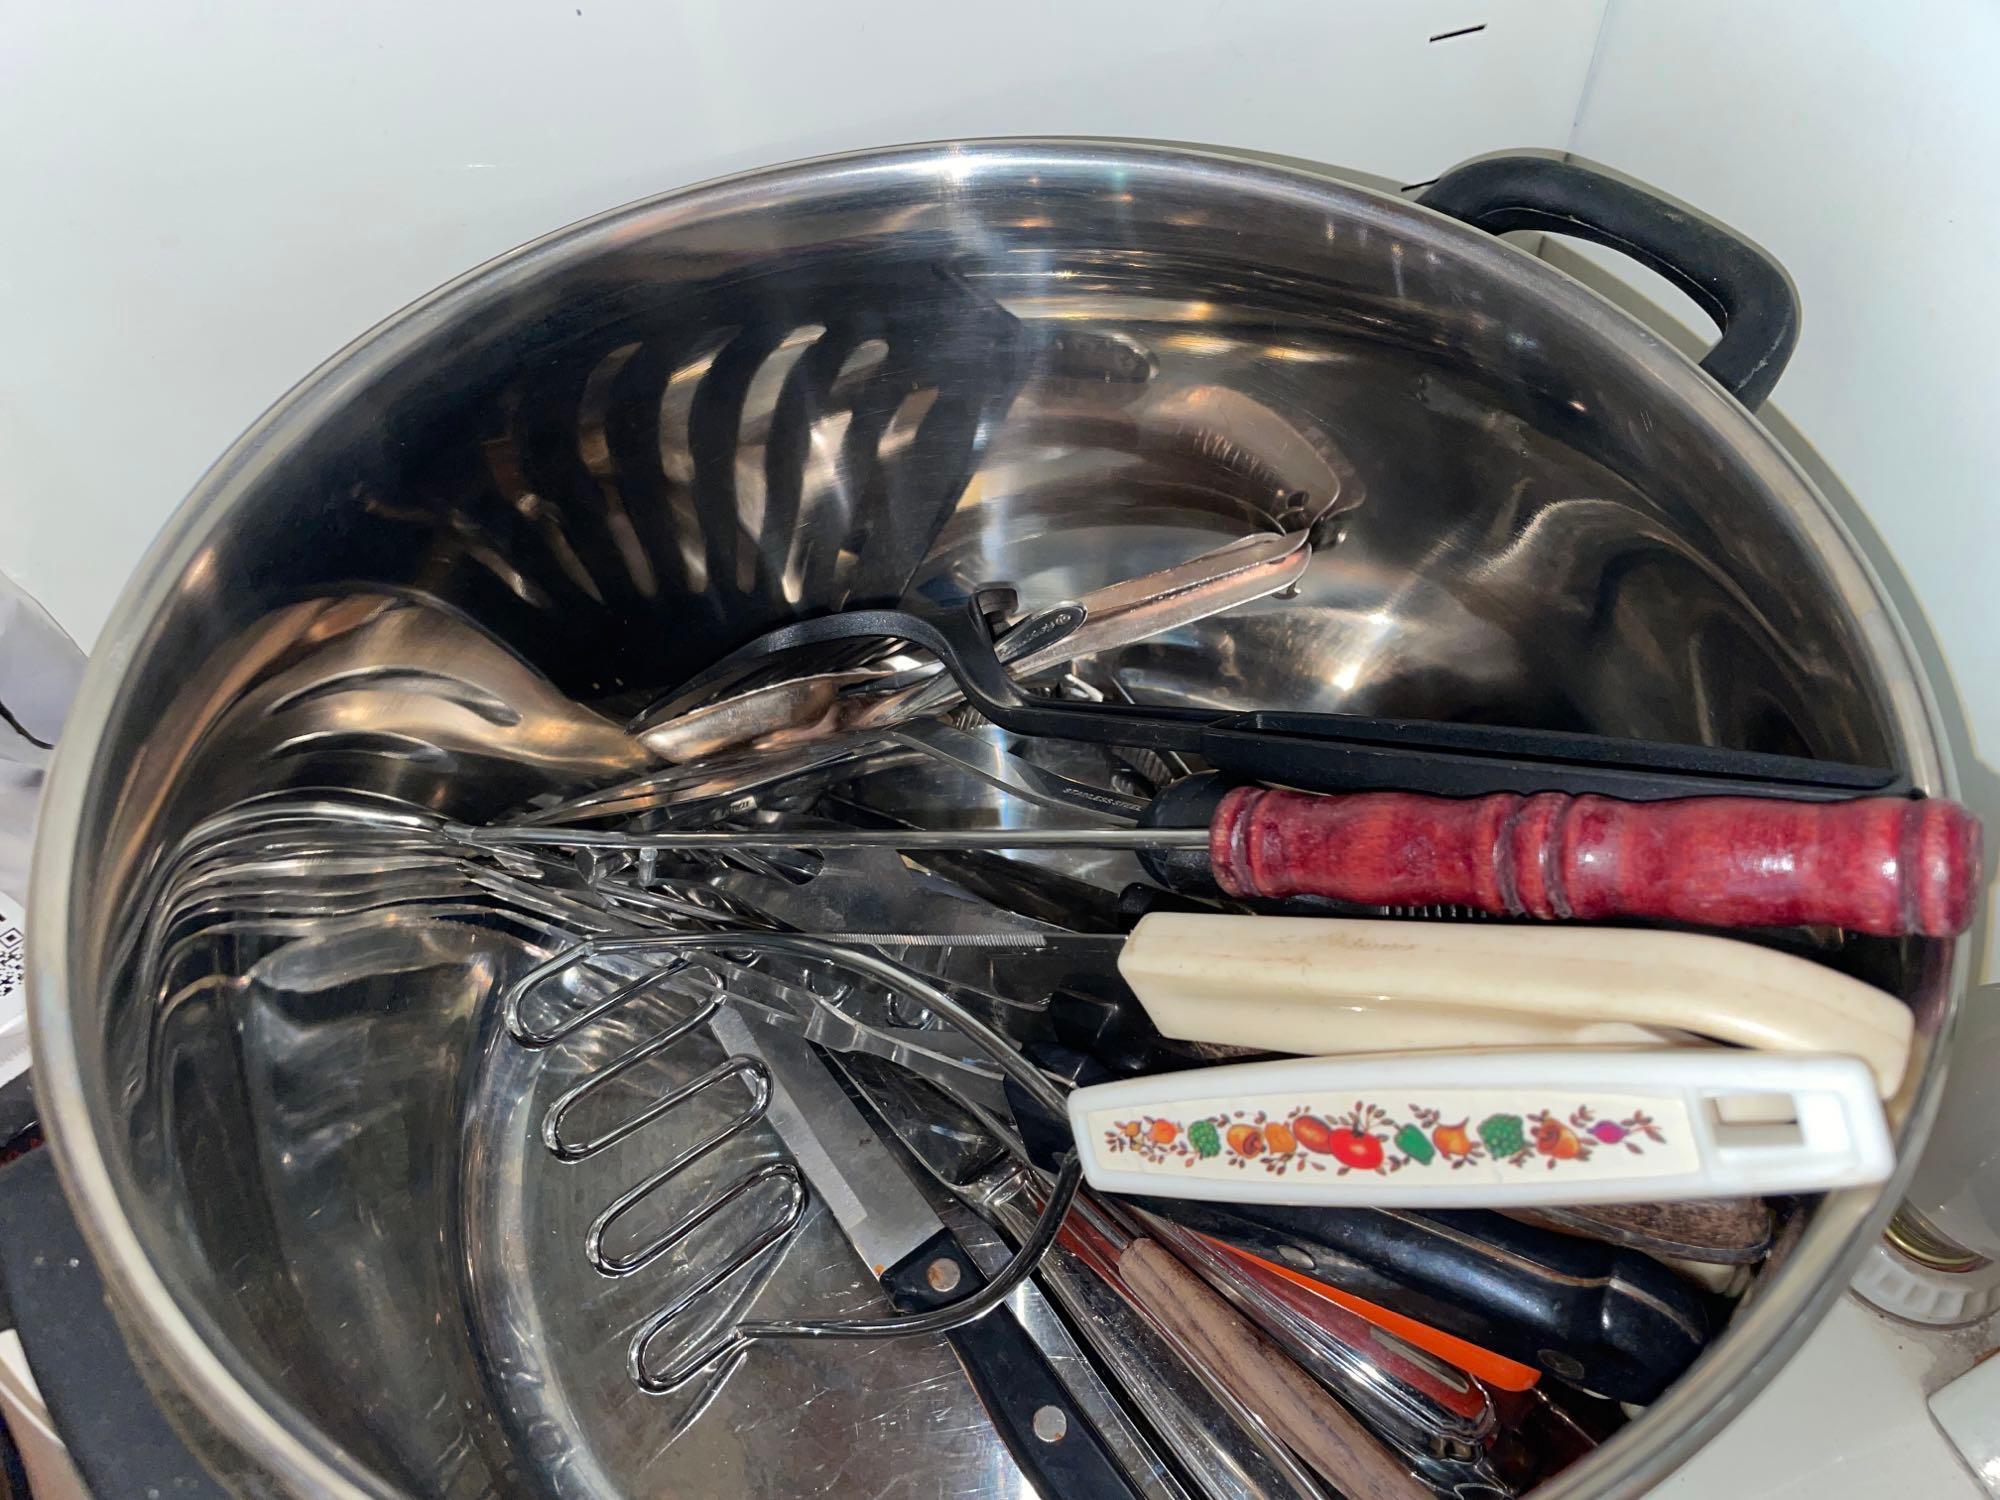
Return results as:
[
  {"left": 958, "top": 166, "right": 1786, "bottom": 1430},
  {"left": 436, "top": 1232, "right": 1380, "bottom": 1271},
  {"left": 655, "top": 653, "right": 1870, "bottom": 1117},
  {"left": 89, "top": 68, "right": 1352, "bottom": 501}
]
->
[{"left": 1210, "top": 787, "right": 1982, "bottom": 936}]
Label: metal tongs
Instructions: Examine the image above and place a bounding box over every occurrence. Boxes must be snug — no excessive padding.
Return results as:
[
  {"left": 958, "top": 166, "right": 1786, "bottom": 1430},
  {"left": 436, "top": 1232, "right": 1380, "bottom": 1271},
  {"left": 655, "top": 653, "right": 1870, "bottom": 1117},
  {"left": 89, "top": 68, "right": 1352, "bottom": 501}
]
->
[
  {"left": 630, "top": 555, "right": 1907, "bottom": 805},
  {"left": 632, "top": 528, "right": 1315, "bottom": 762}
]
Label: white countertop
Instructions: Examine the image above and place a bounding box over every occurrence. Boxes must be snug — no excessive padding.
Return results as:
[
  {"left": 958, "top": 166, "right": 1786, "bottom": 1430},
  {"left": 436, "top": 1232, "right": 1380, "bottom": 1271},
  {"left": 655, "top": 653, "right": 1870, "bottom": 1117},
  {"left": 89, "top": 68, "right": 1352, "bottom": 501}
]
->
[{"left": 1658, "top": 1297, "right": 1991, "bottom": 1499}]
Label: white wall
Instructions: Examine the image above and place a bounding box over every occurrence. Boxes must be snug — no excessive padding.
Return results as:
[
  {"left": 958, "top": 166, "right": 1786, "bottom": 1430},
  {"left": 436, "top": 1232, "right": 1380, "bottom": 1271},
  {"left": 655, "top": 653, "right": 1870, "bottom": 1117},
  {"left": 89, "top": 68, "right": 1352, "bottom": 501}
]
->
[
  {"left": 1565, "top": 0, "right": 2000, "bottom": 974},
  {"left": 0, "top": 0, "right": 1602, "bottom": 645},
  {"left": 1563, "top": 26, "right": 2000, "bottom": 1480}
]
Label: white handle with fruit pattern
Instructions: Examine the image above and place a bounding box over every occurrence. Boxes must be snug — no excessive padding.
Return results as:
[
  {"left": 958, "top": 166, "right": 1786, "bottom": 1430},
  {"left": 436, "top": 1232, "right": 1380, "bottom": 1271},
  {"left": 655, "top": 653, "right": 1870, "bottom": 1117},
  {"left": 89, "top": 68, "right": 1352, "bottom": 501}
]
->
[{"left": 1068, "top": 1049, "right": 1891, "bottom": 1208}]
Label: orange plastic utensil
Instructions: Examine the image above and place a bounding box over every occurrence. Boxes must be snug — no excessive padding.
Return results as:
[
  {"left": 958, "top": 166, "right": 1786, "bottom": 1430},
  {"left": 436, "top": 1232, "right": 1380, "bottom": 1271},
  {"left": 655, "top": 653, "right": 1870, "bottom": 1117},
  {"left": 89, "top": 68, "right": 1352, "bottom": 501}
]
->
[{"left": 1200, "top": 1233, "right": 1541, "bottom": 1392}]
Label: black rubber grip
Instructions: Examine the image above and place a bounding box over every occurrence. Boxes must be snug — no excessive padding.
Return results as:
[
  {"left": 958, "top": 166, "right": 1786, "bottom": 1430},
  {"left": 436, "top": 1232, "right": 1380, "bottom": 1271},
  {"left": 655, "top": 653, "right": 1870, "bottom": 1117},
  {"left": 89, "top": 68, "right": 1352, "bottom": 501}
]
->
[{"left": 1420, "top": 154, "right": 1800, "bottom": 408}]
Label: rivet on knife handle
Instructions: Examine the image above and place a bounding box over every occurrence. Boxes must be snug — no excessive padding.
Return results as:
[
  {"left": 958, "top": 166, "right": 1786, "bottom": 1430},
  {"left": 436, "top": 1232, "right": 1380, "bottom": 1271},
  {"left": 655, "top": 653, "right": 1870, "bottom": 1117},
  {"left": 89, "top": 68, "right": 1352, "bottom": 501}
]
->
[{"left": 1210, "top": 787, "right": 1983, "bottom": 936}]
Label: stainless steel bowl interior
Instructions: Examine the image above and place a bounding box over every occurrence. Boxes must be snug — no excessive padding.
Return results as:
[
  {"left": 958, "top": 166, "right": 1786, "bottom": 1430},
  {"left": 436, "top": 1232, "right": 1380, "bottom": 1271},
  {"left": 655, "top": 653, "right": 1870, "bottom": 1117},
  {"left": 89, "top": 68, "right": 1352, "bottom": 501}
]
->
[{"left": 29, "top": 141, "right": 1959, "bottom": 1499}]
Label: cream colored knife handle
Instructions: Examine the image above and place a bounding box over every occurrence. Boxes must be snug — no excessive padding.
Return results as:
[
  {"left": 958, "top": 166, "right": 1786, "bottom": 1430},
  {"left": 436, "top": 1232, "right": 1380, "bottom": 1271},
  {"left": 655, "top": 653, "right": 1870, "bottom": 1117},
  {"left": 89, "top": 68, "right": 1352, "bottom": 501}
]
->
[{"left": 1116, "top": 913, "right": 1913, "bottom": 1095}]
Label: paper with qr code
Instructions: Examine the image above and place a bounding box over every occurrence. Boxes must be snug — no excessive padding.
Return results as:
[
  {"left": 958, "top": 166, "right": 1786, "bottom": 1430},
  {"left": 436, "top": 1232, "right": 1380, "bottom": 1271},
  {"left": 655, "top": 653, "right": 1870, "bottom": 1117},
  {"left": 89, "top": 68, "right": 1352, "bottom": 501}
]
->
[{"left": 0, "top": 890, "right": 25, "bottom": 1085}]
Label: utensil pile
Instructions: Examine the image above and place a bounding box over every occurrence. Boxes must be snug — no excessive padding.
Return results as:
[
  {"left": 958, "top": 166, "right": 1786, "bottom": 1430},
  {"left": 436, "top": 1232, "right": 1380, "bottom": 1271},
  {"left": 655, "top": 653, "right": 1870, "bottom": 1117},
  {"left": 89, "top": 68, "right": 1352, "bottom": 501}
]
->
[{"left": 128, "top": 528, "right": 1984, "bottom": 1500}]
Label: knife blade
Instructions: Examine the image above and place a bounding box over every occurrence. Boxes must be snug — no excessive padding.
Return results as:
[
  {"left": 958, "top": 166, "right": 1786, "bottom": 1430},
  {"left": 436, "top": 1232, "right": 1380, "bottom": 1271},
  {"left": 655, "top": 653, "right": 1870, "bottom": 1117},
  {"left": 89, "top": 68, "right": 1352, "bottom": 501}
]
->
[{"left": 706, "top": 1003, "right": 1148, "bottom": 1500}]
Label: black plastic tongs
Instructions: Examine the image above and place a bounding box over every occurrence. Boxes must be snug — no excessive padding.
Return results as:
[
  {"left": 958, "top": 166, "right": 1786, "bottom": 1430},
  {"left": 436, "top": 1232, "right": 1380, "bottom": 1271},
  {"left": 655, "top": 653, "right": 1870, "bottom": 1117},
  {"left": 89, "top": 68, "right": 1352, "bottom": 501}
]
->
[{"left": 639, "top": 594, "right": 1907, "bottom": 804}]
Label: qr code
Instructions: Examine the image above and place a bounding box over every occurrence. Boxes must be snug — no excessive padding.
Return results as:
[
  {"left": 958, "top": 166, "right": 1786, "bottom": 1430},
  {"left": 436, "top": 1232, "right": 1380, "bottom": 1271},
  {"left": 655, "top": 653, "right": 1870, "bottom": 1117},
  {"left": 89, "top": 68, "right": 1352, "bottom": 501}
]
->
[{"left": 0, "top": 925, "right": 21, "bottom": 1001}]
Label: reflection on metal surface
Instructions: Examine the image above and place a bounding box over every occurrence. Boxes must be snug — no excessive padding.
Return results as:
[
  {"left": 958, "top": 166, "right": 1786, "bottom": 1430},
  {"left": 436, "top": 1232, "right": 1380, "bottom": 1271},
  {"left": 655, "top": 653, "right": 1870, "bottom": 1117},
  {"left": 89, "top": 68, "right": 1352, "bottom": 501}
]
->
[{"left": 30, "top": 141, "right": 1958, "bottom": 1500}]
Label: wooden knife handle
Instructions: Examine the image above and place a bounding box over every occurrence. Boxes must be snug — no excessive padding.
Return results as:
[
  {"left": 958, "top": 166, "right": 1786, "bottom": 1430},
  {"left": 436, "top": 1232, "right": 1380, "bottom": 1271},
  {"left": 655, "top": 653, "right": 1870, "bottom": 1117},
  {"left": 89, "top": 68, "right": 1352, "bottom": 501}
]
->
[
  {"left": 1501, "top": 1199, "right": 1775, "bottom": 1265},
  {"left": 1117, "top": 1237, "right": 1427, "bottom": 1500},
  {"left": 1209, "top": 786, "right": 1982, "bottom": 936}
]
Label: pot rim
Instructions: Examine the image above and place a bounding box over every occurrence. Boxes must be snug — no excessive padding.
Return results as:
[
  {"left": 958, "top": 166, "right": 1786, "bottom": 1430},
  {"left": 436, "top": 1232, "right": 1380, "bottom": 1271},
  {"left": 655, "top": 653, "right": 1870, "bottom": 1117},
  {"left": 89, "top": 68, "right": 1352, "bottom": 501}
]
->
[{"left": 26, "top": 136, "right": 1966, "bottom": 1500}]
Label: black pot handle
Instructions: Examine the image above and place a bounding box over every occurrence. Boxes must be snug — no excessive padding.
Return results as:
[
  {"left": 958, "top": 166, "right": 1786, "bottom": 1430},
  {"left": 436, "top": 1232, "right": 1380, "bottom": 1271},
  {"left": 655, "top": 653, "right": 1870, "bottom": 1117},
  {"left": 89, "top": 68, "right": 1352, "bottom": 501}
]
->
[
  {"left": 1419, "top": 154, "right": 1799, "bottom": 409},
  {"left": 0, "top": 1124, "right": 227, "bottom": 1500}
]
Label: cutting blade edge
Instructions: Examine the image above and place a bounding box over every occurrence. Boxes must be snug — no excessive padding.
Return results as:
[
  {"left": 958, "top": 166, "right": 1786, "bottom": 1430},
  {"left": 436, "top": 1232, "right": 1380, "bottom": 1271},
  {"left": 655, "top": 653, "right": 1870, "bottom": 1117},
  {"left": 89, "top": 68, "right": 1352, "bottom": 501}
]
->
[{"left": 710, "top": 1002, "right": 943, "bottom": 1277}]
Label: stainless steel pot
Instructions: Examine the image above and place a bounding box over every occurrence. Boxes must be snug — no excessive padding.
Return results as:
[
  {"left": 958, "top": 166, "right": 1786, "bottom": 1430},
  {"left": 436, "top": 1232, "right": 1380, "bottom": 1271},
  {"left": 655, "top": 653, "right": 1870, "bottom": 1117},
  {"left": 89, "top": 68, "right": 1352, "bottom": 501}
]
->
[{"left": 26, "top": 141, "right": 1966, "bottom": 1498}]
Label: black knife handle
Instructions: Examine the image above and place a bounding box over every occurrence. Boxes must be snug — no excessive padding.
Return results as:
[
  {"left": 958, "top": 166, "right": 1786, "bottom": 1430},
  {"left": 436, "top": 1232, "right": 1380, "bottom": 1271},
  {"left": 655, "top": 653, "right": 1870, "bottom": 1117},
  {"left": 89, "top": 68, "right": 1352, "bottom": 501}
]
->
[
  {"left": 1047, "top": 985, "right": 1232, "bottom": 1078},
  {"left": 1132, "top": 1198, "right": 1709, "bottom": 1405},
  {"left": 883, "top": 1229, "right": 1146, "bottom": 1500}
]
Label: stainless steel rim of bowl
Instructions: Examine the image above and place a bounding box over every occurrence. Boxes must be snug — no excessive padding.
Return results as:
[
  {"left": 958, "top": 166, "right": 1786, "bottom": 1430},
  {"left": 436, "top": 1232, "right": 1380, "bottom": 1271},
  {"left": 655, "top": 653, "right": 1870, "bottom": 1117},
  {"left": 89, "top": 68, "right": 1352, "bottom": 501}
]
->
[{"left": 26, "top": 137, "right": 1968, "bottom": 1499}]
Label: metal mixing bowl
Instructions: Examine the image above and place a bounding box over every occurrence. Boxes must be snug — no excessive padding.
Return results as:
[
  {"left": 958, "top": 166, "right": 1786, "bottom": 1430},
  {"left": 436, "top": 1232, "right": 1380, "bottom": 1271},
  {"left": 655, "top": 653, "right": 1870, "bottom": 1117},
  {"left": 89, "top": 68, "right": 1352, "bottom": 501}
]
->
[{"left": 28, "top": 140, "right": 1965, "bottom": 1497}]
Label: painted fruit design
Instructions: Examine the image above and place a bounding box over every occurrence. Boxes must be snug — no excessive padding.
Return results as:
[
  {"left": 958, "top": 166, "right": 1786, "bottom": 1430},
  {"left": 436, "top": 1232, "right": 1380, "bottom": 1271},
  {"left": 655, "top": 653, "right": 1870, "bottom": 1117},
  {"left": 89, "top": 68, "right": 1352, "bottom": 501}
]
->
[
  {"left": 1532, "top": 1116, "right": 1584, "bottom": 1160},
  {"left": 1327, "top": 1129, "right": 1385, "bottom": 1169},
  {"left": 1226, "top": 1124, "right": 1267, "bottom": 1157},
  {"left": 1101, "top": 1102, "right": 1667, "bottom": 1176},
  {"left": 1432, "top": 1120, "right": 1475, "bottom": 1158},
  {"left": 1291, "top": 1115, "right": 1338, "bottom": 1154},
  {"left": 1395, "top": 1123, "right": 1436, "bottom": 1165},
  {"left": 1478, "top": 1113, "right": 1527, "bottom": 1159},
  {"left": 1566, "top": 1106, "right": 1663, "bottom": 1156}
]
